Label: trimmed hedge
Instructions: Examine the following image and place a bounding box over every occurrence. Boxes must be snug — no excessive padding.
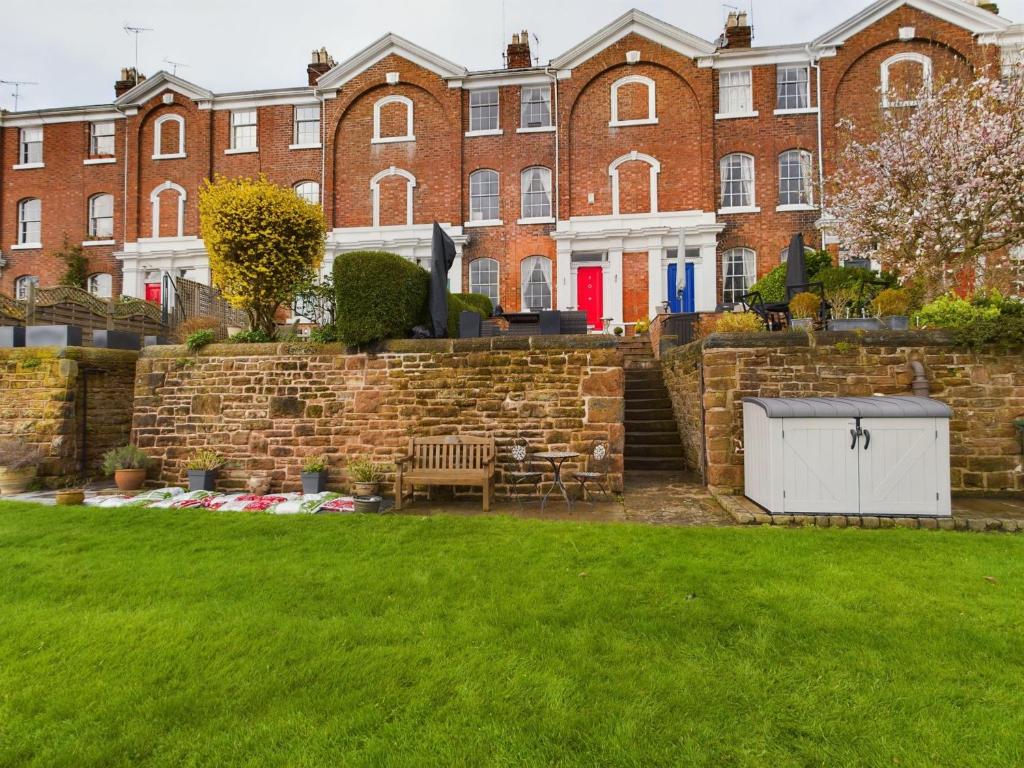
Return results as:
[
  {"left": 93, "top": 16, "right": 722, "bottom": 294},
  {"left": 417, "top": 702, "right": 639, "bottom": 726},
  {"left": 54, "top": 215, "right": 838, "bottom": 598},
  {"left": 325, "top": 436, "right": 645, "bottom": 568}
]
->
[
  {"left": 460, "top": 293, "right": 494, "bottom": 319},
  {"left": 333, "top": 251, "right": 429, "bottom": 346}
]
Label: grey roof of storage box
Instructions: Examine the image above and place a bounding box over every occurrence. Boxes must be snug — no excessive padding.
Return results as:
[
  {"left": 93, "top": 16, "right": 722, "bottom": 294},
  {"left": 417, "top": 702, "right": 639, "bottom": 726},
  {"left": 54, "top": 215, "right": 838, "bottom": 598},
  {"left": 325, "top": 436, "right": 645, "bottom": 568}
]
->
[{"left": 742, "top": 396, "right": 952, "bottom": 419}]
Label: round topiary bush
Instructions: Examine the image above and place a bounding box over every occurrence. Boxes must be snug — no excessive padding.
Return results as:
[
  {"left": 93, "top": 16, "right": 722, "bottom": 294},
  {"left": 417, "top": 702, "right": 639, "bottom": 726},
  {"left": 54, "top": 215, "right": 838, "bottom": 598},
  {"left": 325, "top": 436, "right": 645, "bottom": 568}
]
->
[
  {"left": 459, "top": 293, "right": 494, "bottom": 319},
  {"left": 333, "top": 251, "right": 430, "bottom": 346}
]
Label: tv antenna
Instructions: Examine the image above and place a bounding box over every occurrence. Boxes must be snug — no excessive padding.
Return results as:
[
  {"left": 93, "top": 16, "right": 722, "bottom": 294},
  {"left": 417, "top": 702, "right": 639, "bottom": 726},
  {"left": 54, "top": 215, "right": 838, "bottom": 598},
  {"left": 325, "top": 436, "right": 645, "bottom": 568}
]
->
[
  {"left": 0, "top": 79, "right": 38, "bottom": 111},
  {"left": 532, "top": 32, "right": 541, "bottom": 66},
  {"left": 163, "top": 57, "right": 189, "bottom": 76},
  {"left": 123, "top": 24, "right": 154, "bottom": 83}
]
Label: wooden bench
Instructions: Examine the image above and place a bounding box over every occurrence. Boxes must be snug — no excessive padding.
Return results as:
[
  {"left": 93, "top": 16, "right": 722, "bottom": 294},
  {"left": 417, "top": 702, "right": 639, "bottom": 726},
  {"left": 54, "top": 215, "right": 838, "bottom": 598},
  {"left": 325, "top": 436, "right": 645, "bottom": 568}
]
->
[{"left": 394, "top": 435, "right": 496, "bottom": 512}]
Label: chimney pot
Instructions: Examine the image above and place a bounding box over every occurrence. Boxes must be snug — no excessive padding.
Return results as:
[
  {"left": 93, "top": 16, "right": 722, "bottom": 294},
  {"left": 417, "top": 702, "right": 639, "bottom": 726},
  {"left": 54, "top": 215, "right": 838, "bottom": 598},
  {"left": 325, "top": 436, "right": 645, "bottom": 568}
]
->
[
  {"left": 722, "top": 10, "right": 752, "bottom": 49},
  {"left": 506, "top": 29, "right": 532, "bottom": 69},
  {"left": 307, "top": 47, "right": 334, "bottom": 85}
]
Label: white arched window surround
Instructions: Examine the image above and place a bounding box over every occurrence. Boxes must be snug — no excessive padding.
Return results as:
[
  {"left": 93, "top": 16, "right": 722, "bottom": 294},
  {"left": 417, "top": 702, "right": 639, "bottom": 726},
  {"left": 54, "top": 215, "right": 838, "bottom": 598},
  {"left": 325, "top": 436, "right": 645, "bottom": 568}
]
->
[
  {"left": 369, "top": 166, "right": 416, "bottom": 227},
  {"left": 881, "top": 52, "right": 933, "bottom": 108},
  {"left": 372, "top": 95, "right": 415, "bottom": 144},
  {"left": 149, "top": 181, "right": 187, "bottom": 239},
  {"left": 609, "top": 75, "right": 658, "bottom": 127},
  {"left": 608, "top": 151, "right": 660, "bottom": 215},
  {"left": 294, "top": 181, "right": 320, "bottom": 205},
  {"left": 87, "top": 273, "right": 113, "bottom": 298},
  {"left": 152, "top": 114, "right": 186, "bottom": 160}
]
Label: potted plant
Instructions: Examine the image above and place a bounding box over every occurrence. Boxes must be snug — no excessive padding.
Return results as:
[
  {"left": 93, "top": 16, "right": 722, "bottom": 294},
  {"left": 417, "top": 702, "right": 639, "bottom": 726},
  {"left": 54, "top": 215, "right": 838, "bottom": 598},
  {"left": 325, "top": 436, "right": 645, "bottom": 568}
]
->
[
  {"left": 826, "top": 287, "right": 881, "bottom": 331},
  {"left": 872, "top": 287, "right": 912, "bottom": 331},
  {"left": 102, "top": 445, "right": 150, "bottom": 491},
  {"left": 634, "top": 318, "right": 651, "bottom": 336},
  {"left": 0, "top": 438, "right": 42, "bottom": 496},
  {"left": 301, "top": 455, "right": 329, "bottom": 494},
  {"left": 353, "top": 495, "right": 383, "bottom": 513},
  {"left": 55, "top": 477, "right": 85, "bottom": 506},
  {"left": 788, "top": 292, "right": 821, "bottom": 331},
  {"left": 347, "top": 456, "right": 387, "bottom": 497},
  {"left": 185, "top": 449, "right": 226, "bottom": 492}
]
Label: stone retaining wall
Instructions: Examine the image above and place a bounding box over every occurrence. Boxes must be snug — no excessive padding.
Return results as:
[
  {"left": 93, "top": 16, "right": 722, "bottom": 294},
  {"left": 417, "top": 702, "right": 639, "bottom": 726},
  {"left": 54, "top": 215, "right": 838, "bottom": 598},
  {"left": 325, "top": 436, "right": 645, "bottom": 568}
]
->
[
  {"left": 132, "top": 337, "right": 624, "bottom": 494},
  {"left": 662, "top": 330, "right": 1024, "bottom": 494},
  {"left": 0, "top": 347, "right": 139, "bottom": 482}
]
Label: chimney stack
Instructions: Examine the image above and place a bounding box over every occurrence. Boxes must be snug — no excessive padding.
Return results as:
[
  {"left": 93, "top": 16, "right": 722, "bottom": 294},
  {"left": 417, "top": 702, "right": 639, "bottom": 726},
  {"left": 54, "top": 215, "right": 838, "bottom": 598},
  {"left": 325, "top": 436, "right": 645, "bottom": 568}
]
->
[
  {"left": 722, "top": 11, "right": 752, "bottom": 49},
  {"left": 115, "top": 67, "right": 145, "bottom": 98},
  {"left": 307, "top": 47, "right": 336, "bottom": 86},
  {"left": 506, "top": 29, "right": 532, "bottom": 69}
]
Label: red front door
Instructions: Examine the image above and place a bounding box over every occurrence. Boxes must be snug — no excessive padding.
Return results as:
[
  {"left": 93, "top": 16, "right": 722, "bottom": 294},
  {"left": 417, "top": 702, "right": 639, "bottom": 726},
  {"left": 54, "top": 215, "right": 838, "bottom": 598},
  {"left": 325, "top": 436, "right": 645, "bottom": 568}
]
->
[
  {"left": 576, "top": 267, "right": 603, "bottom": 330},
  {"left": 145, "top": 283, "right": 161, "bottom": 304}
]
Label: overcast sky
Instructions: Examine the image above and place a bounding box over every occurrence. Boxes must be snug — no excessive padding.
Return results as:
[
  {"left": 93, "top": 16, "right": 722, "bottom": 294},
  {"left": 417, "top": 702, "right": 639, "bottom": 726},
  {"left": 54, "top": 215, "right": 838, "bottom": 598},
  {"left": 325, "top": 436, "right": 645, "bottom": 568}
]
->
[{"left": 3, "top": 0, "right": 1022, "bottom": 111}]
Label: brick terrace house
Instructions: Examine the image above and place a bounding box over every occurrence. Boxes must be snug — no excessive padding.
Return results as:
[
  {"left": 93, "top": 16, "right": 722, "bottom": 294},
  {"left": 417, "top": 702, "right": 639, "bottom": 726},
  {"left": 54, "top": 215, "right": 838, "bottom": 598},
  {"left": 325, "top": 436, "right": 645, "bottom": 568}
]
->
[{"left": 0, "top": 0, "right": 1021, "bottom": 329}]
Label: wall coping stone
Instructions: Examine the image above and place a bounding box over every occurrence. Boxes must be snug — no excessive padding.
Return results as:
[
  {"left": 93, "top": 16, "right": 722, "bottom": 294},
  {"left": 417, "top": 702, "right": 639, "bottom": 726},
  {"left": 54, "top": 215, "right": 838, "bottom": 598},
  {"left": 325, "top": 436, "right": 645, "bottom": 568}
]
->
[
  {"left": 699, "top": 329, "right": 960, "bottom": 350},
  {"left": 0, "top": 346, "right": 139, "bottom": 364}
]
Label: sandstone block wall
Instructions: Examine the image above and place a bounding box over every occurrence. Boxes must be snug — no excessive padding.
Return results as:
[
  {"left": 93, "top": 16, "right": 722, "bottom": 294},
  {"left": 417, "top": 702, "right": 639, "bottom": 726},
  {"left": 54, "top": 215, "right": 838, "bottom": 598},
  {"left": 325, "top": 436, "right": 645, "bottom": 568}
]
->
[{"left": 131, "top": 337, "right": 625, "bottom": 495}]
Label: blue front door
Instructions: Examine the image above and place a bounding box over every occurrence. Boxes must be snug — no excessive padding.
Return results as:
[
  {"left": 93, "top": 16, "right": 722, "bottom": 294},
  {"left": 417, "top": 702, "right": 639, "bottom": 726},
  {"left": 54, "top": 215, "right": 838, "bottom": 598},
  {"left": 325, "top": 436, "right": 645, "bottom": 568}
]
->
[{"left": 667, "top": 263, "right": 695, "bottom": 313}]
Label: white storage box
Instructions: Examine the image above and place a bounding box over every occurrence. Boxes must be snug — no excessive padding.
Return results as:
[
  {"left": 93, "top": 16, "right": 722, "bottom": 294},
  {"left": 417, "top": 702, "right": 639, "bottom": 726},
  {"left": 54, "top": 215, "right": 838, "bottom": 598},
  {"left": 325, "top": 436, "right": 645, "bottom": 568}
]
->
[{"left": 742, "top": 396, "right": 952, "bottom": 517}]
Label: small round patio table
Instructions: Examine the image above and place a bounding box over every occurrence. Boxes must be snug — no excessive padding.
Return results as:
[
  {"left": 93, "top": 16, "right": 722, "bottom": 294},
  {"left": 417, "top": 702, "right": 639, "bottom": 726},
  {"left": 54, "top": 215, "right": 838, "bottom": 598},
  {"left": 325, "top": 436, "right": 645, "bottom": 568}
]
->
[{"left": 535, "top": 451, "right": 580, "bottom": 512}]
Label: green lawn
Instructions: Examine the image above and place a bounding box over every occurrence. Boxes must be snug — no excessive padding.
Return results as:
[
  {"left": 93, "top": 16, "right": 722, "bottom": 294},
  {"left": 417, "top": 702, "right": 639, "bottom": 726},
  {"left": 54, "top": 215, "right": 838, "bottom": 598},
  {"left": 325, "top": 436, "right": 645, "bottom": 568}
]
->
[{"left": 1, "top": 504, "right": 1023, "bottom": 767}]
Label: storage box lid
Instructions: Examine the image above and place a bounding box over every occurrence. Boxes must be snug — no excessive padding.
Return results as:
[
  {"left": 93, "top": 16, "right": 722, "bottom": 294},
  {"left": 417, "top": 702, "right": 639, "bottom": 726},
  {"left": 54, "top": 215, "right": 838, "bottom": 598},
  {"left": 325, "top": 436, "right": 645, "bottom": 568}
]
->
[{"left": 743, "top": 396, "right": 952, "bottom": 419}]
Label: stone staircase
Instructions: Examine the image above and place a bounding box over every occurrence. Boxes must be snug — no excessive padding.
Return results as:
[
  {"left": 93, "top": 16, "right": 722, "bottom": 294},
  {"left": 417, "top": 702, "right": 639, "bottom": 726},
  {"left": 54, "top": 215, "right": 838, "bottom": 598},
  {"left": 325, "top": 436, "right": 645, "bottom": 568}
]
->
[{"left": 618, "top": 338, "right": 686, "bottom": 472}]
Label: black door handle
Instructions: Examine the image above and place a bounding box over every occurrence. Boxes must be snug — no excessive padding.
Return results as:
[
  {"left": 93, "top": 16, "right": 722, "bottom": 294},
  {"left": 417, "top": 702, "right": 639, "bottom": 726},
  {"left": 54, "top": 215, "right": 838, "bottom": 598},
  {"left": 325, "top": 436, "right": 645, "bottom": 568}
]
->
[
  {"left": 863, "top": 429, "right": 871, "bottom": 450},
  {"left": 850, "top": 428, "right": 859, "bottom": 450}
]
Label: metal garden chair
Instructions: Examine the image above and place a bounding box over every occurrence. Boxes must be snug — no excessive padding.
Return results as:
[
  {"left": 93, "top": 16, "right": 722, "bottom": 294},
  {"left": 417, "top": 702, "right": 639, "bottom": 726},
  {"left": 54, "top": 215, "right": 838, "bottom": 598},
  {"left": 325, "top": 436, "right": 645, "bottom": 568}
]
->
[
  {"left": 507, "top": 433, "right": 543, "bottom": 506},
  {"left": 573, "top": 440, "right": 612, "bottom": 503}
]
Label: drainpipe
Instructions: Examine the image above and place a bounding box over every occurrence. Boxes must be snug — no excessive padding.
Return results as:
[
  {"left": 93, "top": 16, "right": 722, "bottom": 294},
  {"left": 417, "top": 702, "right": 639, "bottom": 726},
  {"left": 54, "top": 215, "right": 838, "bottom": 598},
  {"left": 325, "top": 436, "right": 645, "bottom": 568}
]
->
[
  {"left": 805, "top": 45, "right": 826, "bottom": 250},
  {"left": 543, "top": 67, "right": 560, "bottom": 223},
  {"left": 114, "top": 105, "right": 130, "bottom": 249},
  {"left": 909, "top": 360, "right": 930, "bottom": 397}
]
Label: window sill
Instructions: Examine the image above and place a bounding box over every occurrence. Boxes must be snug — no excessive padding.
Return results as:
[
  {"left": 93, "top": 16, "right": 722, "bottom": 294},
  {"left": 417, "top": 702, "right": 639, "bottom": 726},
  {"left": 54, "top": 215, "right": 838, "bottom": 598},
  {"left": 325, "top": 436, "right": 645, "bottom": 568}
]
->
[
  {"left": 10, "top": 243, "right": 42, "bottom": 250},
  {"left": 517, "top": 216, "right": 555, "bottom": 225},
  {"left": 715, "top": 111, "right": 759, "bottom": 120},
  {"left": 152, "top": 152, "right": 186, "bottom": 160},
  {"left": 225, "top": 147, "right": 259, "bottom": 155},
  {"left": 11, "top": 162, "right": 44, "bottom": 170},
  {"left": 288, "top": 143, "right": 322, "bottom": 150},
  {"left": 464, "top": 219, "right": 503, "bottom": 228},
  {"left": 84, "top": 157, "right": 116, "bottom": 165},
  {"left": 516, "top": 126, "right": 555, "bottom": 134},
  {"left": 608, "top": 118, "right": 658, "bottom": 127},
  {"left": 465, "top": 128, "right": 503, "bottom": 137},
  {"left": 718, "top": 206, "right": 761, "bottom": 215},
  {"left": 83, "top": 239, "right": 116, "bottom": 247},
  {"left": 371, "top": 135, "right": 415, "bottom": 145},
  {"left": 776, "top": 204, "right": 817, "bottom": 212},
  {"left": 773, "top": 107, "right": 818, "bottom": 116}
]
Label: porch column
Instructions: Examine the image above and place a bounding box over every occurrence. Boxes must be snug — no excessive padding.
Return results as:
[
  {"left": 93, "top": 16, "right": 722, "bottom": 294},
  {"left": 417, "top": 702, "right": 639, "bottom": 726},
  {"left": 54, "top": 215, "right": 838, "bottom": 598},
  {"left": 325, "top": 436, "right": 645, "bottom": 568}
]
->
[
  {"left": 450, "top": 244, "right": 463, "bottom": 294},
  {"left": 555, "top": 240, "right": 572, "bottom": 310},
  {"left": 647, "top": 247, "right": 663, "bottom": 319},
  {"left": 696, "top": 244, "right": 718, "bottom": 312},
  {"left": 606, "top": 247, "right": 623, "bottom": 325}
]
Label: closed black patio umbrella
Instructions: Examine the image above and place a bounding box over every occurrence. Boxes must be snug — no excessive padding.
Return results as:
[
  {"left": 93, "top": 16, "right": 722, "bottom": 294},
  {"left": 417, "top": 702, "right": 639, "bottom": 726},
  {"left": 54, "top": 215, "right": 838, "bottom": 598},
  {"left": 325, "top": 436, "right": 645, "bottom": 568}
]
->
[
  {"left": 784, "top": 233, "right": 807, "bottom": 300},
  {"left": 429, "top": 222, "right": 456, "bottom": 338}
]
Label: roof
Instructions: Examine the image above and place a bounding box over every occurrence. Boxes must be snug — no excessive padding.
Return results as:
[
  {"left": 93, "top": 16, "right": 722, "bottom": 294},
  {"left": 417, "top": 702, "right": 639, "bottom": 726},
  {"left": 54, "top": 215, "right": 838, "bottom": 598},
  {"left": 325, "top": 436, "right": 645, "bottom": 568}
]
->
[
  {"left": 743, "top": 396, "right": 952, "bottom": 419},
  {"left": 813, "top": 0, "right": 1010, "bottom": 47},
  {"left": 114, "top": 71, "right": 214, "bottom": 106},
  {"left": 316, "top": 32, "right": 467, "bottom": 90}
]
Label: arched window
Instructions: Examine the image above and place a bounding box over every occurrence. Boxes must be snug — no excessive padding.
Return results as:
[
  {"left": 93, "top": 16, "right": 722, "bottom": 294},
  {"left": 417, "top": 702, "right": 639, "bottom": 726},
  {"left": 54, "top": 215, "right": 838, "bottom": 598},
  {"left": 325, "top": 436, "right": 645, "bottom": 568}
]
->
[
  {"left": 469, "top": 169, "right": 500, "bottom": 222},
  {"left": 14, "top": 275, "right": 39, "bottom": 300},
  {"left": 520, "top": 167, "right": 552, "bottom": 220},
  {"left": 608, "top": 151, "right": 660, "bottom": 215},
  {"left": 17, "top": 198, "right": 41, "bottom": 245},
  {"left": 521, "top": 255, "right": 552, "bottom": 311},
  {"left": 88, "top": 193, "right": 114, "bottom": 239},
  {"left": 294, "top": 181, "right": 320, "bottom": 205},
  {"left": 881, "top": 52, "right": 932, "bottom": 107},
  {"left": 610, "top": 74, "right": 657, "bottom": 126},
  {"left": 149, "top": 181, "right": 187, "bottom": 238},
  {"left": 780, "top": 245, "right": 816, "bottom": 263},
  {"left": 372, "top": 95, "right": 414, "bottom": 143},
  {"left": 152, "top": 114, "right": 185, "bottom": 159},
  {"left": 469, "top": 258, "right": 500, "bottom": 307},
  {"left": 723, "top": 248, "right": 756, "bottom": 303},
  {"left": 87, "top": 273, "right": 113, "bottom": 298},
  {"left": 369, "top": 166, "right": 416, "bottom": 227},
  {"left": 777, "top": 150, "right": 814, "bottom": 208},
  {"left": 719, "top": 153, "right": 755, "bottom": 210}
]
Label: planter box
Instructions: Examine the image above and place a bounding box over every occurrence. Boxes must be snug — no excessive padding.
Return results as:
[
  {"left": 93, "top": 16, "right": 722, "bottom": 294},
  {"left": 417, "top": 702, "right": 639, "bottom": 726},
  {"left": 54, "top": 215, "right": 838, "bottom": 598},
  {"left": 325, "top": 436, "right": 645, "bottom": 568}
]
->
[
  {"left": 25, "top": 325, "right": 83, "bottom": 348},
  {"left": 880, "top": 316, "right": 910, "bottom": 331},
  {"left": 790, "top": 318, "right": 813, "bottom": 332},
  {"left": 187, "top": 469, "right": 218, "bottom": 492},
  {"left": 93, "top": 330, "right": 142, "bottom": 350},
  {"left": 144, "top": 335, "right": 171, "bottom": 346},
  {"left": 353, "top": 496, "right": 382, "bottom": 513},
  {"left": 0, "top": 326, "right": 26, "bottom": 348},
  {"left": 827, "top": 318, "right": 882, "bottom": 332},
  {"left": 301, "top": 470, "right": 327, "bottom": 495}
]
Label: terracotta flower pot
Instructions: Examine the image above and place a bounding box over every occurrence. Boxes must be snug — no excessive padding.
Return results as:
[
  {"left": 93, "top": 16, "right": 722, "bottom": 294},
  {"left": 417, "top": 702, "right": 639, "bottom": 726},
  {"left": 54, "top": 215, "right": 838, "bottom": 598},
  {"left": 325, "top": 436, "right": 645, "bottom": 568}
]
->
[
  {"left": 353, "top": 481, "right": 379, "bottom": 497},
  {"left": 56, "top": 489, "right": 85, "bottom": 505},
  {"left": 114, "top": 468, "right": 147, "bottom": 491},
  {"left": 0, "top": 465, "right": 37, "bottom": 496}
]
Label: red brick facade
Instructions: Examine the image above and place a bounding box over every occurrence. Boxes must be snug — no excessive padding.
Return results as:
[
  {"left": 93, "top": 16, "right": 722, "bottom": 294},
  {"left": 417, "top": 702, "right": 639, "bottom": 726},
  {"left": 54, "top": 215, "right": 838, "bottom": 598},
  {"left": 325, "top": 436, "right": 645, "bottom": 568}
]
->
[{"left": 0, "top": 1, "right": 1017, "bottom": 323}]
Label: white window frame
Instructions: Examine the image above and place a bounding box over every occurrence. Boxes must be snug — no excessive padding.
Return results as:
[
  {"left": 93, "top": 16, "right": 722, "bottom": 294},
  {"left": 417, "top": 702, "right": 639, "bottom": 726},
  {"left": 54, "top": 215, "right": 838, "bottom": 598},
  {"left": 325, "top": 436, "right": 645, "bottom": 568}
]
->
[
  {"left": 15, "top": 198, "right": 41, "bottom": 247},
  {"left": 369, "top": 166, "right": 416, "bottom": 227},
  {"left": 881, "top": 52, "right": 933, "bottom": 108},
  {"left": 609, "top": 75, "right": 658, "bottom": 127},
  {"left": 226, "top": 110, "right": 258, "bottom": 153},
  {"left": 468, "top": 169, "right": 501, "bottom": 225},
  {"left": 87, "top": 273, "right": 113, "bottom": 299},
  {"left": 775, "top": 66, "right": 812, "bottom": 113},
  {"left": 14, "top": 275, "right": 40, "bottom": 300},
  {"left": 294, "top": 180, "right": 321, "bottom": 205},
  {"left": 152, "top": 114, "right": 186, "bottom": 160},
  {"left": 15, "top": 127, "right": 43, "bottom": 168},
  {"left": 89, "top": 121, "right": 116, "bottom": 158},
  {"left": 519, "top": 86, "right": 552, "bottom": 131},
  {"left": 291, "top": 105, "right": 321, "bottom": 149},
  {"left": 717, "top": 69, "right": 757, "bottom": 119},
  {"left": 372, "top": 95, "right": 415, "bottom": 144},
  {"left": 777, "top": 149, "right": 815, "bottom": 210},
  {"left": 722, "top": 247, "right": 757, "bottom": 304},
  {"left": 149, "top": 180, "right": 187, "bottom": 239},
  {"left": 469, "top": 257, "right": 500, "bottom": 307},
  {"left": 608, "top": 151, "right": 660, "bottom": 216},
  {"left": 521, "top": 255, "right": 553, "bottom": 311},
  {"left": 519, "top": 166, "right": 553, "bottom": 223},
  {"left": 719, "top": 153, "right": 758, "bottom": 213},
  {"left": 467, "top": 89, "right": 501, "bottom": 135},
  {"left": 87, "top": 193, "right": 115, "bottom": 240}
]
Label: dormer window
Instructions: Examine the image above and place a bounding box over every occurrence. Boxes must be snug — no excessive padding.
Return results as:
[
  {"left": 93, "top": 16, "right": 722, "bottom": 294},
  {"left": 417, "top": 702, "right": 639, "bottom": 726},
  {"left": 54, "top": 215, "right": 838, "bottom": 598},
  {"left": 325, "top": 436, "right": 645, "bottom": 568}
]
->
[
  {"left": 609, "top": 75, "right": 657, "bottom": 127},
  {"left": 519, "top": 86, "right": 551, "bottom": 131},
  {"left": 372, "top": 95, "right": 415, "bottom": 144},
  {"left": 881, "top": 53, "right": 932, "bottom": 108}
]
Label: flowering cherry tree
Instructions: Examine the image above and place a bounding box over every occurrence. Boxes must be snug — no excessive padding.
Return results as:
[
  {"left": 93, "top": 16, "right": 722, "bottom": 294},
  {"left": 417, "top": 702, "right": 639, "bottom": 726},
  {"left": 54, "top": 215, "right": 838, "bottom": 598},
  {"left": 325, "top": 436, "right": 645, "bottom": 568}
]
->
[{"left": 829, "top": 70, "right": 1024, "bottom": 294}]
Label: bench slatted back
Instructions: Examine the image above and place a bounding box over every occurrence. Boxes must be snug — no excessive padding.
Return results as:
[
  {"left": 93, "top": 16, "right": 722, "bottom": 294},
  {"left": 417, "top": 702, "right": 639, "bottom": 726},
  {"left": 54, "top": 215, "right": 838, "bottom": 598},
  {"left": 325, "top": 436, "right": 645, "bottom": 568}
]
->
[{"left": 409, "top": 436, "right": 494, "bottom": 471}]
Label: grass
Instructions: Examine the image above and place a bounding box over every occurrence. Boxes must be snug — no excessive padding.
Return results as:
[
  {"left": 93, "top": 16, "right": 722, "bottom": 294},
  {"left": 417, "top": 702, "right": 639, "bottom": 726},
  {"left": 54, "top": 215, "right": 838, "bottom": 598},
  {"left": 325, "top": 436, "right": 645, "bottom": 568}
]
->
[{"left": 1, "top": 502, "right": 1023, "bottom": 767}]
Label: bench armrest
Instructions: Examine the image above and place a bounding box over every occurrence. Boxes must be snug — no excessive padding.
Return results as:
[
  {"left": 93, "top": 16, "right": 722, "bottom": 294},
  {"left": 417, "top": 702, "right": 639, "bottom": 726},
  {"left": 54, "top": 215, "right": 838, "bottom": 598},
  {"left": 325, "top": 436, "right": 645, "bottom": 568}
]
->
[{"left": 395, "top": 454, "right": 414, "bottom": 466}]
